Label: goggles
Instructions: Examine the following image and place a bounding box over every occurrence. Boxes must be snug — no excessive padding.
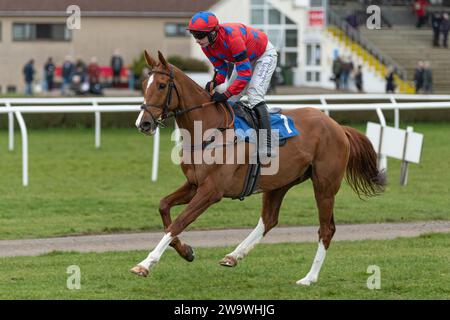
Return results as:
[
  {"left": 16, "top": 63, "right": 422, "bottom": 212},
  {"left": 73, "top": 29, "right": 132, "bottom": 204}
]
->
[{"left": 190, "top": 30, "right": 209, "bottom": 40}]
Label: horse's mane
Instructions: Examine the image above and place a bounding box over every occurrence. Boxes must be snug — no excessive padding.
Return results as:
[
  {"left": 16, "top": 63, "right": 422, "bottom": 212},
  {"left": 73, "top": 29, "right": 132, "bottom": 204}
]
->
[{"left": 169, "top": 64, "right": 212, "bottom": 101}]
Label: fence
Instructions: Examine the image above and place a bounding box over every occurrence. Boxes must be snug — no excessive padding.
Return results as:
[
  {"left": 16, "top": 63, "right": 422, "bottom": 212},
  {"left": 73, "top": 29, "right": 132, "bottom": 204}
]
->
[{"left": 1, "top": 94, "right": 450, "bottom": 186}]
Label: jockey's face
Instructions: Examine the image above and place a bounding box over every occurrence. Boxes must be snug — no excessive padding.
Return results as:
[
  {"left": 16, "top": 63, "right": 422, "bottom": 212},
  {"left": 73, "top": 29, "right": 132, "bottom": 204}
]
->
[{"left": 195, "top": 36, "right": 209, "bottom": 47}]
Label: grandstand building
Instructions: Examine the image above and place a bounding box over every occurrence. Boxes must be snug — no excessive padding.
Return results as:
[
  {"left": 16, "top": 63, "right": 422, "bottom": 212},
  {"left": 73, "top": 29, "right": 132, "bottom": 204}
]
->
[{"left": 0, "top": 0, "right": 449, "bottom": 94}]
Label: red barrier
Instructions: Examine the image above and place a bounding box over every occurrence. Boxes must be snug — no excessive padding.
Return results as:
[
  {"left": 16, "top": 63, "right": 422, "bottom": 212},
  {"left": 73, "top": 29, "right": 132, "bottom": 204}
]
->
[{"left": 55, "top": 66, "right": 129, "bottom": 77}]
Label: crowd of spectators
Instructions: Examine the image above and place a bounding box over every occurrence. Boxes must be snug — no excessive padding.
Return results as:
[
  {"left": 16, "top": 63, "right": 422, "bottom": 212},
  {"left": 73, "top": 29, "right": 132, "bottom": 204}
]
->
[
  {"left": 331, "top": 55, "right": 364, "bottom": 92},
  {"left": 22, "top": 50, "right": 130, "bottom": 96}
]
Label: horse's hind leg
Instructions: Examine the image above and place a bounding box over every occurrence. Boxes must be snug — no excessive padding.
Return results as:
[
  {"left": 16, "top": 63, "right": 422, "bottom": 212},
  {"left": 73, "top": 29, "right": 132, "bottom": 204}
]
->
[
  {"left": 297, "top": 166, "right": 342, "bottom": 286},
  {"left": 220, "top": 183, "right": 293, "bottom": 267}
]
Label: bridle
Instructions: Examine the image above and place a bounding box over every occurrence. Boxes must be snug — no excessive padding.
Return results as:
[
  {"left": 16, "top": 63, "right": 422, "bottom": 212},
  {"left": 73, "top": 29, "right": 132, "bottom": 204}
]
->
[{"left": 140, "top": 65, "right": 234, "bottom": 130}]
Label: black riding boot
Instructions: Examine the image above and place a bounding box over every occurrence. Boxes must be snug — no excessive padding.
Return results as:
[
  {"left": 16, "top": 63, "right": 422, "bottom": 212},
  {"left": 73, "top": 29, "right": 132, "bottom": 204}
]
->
[{"left": 253, "top": 101, "right": 272, "bottom": 158}]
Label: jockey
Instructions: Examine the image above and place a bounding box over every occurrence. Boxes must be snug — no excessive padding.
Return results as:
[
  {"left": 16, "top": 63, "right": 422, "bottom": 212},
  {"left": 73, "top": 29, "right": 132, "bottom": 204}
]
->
[{"left": 187, "top": 11, "right": 278, "bottom": 157}]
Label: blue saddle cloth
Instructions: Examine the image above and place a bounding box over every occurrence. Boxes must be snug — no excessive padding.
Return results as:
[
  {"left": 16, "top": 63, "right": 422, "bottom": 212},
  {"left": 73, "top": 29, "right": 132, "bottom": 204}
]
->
[{"left": 233, "top": 112, "right": 299, "bottom": 144}]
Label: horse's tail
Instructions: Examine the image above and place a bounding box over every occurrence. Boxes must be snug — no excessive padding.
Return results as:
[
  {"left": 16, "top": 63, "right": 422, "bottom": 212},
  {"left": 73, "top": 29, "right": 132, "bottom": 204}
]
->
[{"left": 342, "top": 126, "right": 386, "bottom": 198}]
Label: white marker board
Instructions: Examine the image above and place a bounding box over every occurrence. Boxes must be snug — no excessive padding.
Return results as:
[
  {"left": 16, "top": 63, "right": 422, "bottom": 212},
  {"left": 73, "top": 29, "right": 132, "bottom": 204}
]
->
[{"left": 365, "top": 122, "right": 423, "bottom": 164}]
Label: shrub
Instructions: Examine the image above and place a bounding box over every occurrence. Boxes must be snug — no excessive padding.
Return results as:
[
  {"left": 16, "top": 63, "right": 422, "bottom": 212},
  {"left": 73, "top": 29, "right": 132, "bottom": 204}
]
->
[
  {"left": 168, "top": 56, "right": 209, "bottom": 72},
  {"left": 132, "top": 53, "right": 209, "bottom": 76}
]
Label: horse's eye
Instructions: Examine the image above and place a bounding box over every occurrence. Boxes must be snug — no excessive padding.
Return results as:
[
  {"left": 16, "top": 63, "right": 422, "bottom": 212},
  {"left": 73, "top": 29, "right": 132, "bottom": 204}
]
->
[{"left": 159, "top": 83, "right": 166, "bottom": 90}]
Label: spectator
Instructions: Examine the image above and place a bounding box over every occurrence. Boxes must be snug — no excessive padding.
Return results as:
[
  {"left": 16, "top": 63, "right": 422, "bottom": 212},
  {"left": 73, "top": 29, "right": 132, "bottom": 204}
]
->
[
  {"left": 128, "top": 68, "right": 135, "bottom": 91},
  {"left": 431, "top": 12, "right": 442, "bottom": 47},
  {"left": 87, "top": 57, "right": 101, "bottom": 84},
  {"left": 23, "top": 59, "right": 35, "bottom": 95},
  {"left": 88, "top": 57, "right": 102, "bottom": 94},
  {"left": 423, "top": 61, "right": 433, "bottom": 93},
  {"left": 385, "top": 66, "right": 397, "bottom": 93},
  {"left": 345, "top": 11, "right": 359, "bottom": 29},
  {"left": 413, "top": 0, "right": 430, "bottom": 28},
  {"left": 354, "top": 65, "right": 364, "bottom": 93},
  {"left": 44, "top": 57, "right": 55, "bottom": 91},
  {"left": 441, "top": 13, "right": 450, "bottom": 48},
  {"left": 72, "top": 59, "right": 89, "bottom": 95},
  {"left": 341, "top": 56, "right": 354, "bottom": 90},
  {"left": 331, "top": 56, "right": 342, "bottom": 90},
  {"left": 75, "top": 58, "right": 88, "bottom": 83},
  {"left": 413, "top": 60, "right": 425, "bottom": 93},
  {"left": 111, "top": 49, "right": 124, "bottom": 87},
  {"left": 61, "top": 56, "right": 74, "bottom": 96}
]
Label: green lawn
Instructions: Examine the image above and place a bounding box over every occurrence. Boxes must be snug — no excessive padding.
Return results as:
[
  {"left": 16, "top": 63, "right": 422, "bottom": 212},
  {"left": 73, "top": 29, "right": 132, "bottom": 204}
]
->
[
  {"left": 0, "top": 123, "right": 449, "bottom": 240},
  {"left": 0, "top": 233, "right": 448, "bottom": 299}
]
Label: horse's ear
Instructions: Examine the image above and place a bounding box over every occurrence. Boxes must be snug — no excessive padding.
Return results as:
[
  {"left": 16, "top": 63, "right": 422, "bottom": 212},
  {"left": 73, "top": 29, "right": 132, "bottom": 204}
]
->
[
  {"left": 158, "top": 50, "right": 169, "bottom": 68},
  {"left": 144, "top": 50, "right": 157, "bottom": 68}
]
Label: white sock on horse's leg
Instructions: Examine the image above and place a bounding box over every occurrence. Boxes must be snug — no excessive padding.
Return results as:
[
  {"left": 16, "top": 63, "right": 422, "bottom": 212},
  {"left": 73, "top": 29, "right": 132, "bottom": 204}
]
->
[
  {"left": 297, "top": 240, "right": 327, "bottom": 286},
  {"left": 227, "top": 218, "right": 265, "bottom": 260},
  {"left": 138, "top": 233, "right": 173, "bottom": 270}
]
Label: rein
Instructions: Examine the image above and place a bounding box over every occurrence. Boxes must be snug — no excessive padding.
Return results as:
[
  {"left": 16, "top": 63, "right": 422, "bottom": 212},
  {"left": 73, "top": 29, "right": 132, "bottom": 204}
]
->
[{"left": 140, "top": 66, "right": 234, "bottom": 131}]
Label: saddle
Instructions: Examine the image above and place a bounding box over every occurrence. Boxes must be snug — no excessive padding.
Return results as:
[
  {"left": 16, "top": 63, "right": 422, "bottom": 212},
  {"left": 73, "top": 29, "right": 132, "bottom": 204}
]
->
[
  {"left": 230, "top": 102, "right": 286, "bottom": 201},
  {"left": 232, "top": 101, "right": 287, "bottom": 146}
]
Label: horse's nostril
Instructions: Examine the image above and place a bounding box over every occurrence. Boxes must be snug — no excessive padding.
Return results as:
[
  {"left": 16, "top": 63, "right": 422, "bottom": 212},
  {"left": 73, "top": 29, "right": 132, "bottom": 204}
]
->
[{"left": 141, "top": 121, "right": 152, "bottom": 131}]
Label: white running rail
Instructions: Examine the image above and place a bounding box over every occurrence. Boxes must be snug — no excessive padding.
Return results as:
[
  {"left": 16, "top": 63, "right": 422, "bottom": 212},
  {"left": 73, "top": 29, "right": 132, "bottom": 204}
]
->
[{"left": 1, "top": 94, "right": 450, "bottom": 186}]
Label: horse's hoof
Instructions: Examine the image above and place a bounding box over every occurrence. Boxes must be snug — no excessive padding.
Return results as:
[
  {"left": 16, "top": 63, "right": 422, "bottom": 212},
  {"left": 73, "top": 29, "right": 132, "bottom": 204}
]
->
[
  {"left": 183, "top": 245, "right": 195, "bottom": 262},
  {"left": 296, "top": 276, "right": 317, "bottom": 286},
  {"left": 130, "top": 265, "right": 149, "bottom": 277},
  {"left": 219, "top": 255, "right": 238, "bottom": 267}
]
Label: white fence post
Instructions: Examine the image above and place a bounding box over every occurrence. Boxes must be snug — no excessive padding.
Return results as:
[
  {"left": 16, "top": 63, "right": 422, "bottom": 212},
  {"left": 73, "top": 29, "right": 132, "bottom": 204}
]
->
[
  {"left": 400, "top": 126, "right": 414, "bottom": 186},
  {"left": 320, "top": 96, "right": 329, "bottom": 116},
  {"left": 13, "top": 111, "right": 28, "bottom": 186},
  {"left": 390, "top": 95, "right": 400, "bottom": 128},
  {"left": 151, "top": 127, "right": 160, "bottom": 182},
  {"left": 375, "top": 107, "right": 388, "bottom": 172},
  {"left": 93, "top": 101, "right": 101, "bottom": 149},
  {"left": 6, "top": 101, "right": 14, "bottom": 151}
]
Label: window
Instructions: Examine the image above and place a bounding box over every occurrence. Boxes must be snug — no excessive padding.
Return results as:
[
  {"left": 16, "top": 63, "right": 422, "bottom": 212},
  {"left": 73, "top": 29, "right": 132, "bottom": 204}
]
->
[
  {"left": 268, "top": 8, "right": 281, "bottom": 24},
  {"left": 250, "top": 0, "right": 299, "bottom": 72},
  {"left": 285, "top": 52, "right": 298, "bottom": 67},
  {"left": 285, "top": 29, "right": 297, "bottom": 47},
  {"left": 267, "top": 29, "right": 283, "bottom": 48},
  {"left": 285, "top": 16, "right": 296, "bottom": 25},
  {"left": 164, "top": 23, "right": 188, "bottom": 37},
  {"left": 315, "top": 44, "right": 321, "bottom": 65},
  {"left": 306, "top": 71, "right": 320, "bottom": 82},
  {"left": 310, "top": 0, "right": 324, "bottom": 6},
  {"left": 306, "top": 44, "right": 321, "bottom": 66},
  {"left": 305, "top": 43, "right": 321, "bottom": 83},
  {"left": 251, "top": 9, "right": 264, "bottom": 24},
  {"left": 13, "top": 23, "right": 71, "bottom": 41}
]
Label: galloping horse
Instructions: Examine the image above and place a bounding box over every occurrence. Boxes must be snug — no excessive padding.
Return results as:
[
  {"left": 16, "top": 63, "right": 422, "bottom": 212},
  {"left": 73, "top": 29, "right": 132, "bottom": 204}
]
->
[{"left": 132, "top": 50, "right": 385, "bottom": 285}]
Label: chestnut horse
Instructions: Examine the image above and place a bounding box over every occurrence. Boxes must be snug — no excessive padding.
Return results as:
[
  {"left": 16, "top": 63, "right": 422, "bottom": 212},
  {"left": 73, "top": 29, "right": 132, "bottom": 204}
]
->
[{"left": 132, "top": 50, "right": 385, "bottom": 285}]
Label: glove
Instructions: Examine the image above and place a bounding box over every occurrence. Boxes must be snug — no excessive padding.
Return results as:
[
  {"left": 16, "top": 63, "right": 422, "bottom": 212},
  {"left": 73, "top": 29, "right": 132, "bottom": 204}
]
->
[
  {"left": 212, "top": 91, "right": 231, "bottom": 103},
  {"left": 205, "top": 80, "right": 217, "bottom": 92}
]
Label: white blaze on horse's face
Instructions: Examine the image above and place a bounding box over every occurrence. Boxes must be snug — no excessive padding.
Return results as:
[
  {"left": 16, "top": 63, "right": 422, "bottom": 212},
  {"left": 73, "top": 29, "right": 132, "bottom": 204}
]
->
[
  {"left": 145, "top": 74, "right": 154, "bottom": 98},
  {"left": 135, "top": 74, "right": 154, "bottom": 129}
]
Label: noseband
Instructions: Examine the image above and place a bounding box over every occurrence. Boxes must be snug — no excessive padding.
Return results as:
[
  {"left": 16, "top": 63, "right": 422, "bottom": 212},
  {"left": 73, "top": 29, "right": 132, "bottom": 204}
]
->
[{"left": 140, "top": 65, "right": 234, "bottom": 130}]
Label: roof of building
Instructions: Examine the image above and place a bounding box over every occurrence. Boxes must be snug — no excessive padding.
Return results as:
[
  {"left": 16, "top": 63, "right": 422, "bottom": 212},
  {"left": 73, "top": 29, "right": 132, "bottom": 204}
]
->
[{"left": 0, "top": 0, "right": 220, "bottom": 17}]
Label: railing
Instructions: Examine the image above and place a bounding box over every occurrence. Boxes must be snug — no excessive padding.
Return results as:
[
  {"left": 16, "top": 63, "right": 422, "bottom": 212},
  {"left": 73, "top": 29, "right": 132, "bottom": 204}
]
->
[
  {"left": 2, "top": 95, "right": 450, "bottom": 186},
  {"left": 330, "top": 0, "right": 414, "bottom": 6},
  {"left": 327, "top": 8, "right": 408, "bottom": 81}
]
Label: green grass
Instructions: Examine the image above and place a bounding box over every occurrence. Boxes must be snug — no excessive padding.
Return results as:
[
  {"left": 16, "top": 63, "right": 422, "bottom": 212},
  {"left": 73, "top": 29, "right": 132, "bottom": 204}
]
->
[
  {"left": 0, "top": 233, "right": 448, "bottom": 299},
  {"left": 0, "top": 123, "right": 449, "bottom": 240}
]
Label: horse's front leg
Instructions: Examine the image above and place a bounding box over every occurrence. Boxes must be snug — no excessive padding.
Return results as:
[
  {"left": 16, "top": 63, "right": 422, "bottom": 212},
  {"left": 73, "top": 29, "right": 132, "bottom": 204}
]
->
[
  {"left": 130, "top": 178, "right": 223, "bottom": 277},
  {"left": 159, "top": 182, "right": 197, "bottom": 262}
]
